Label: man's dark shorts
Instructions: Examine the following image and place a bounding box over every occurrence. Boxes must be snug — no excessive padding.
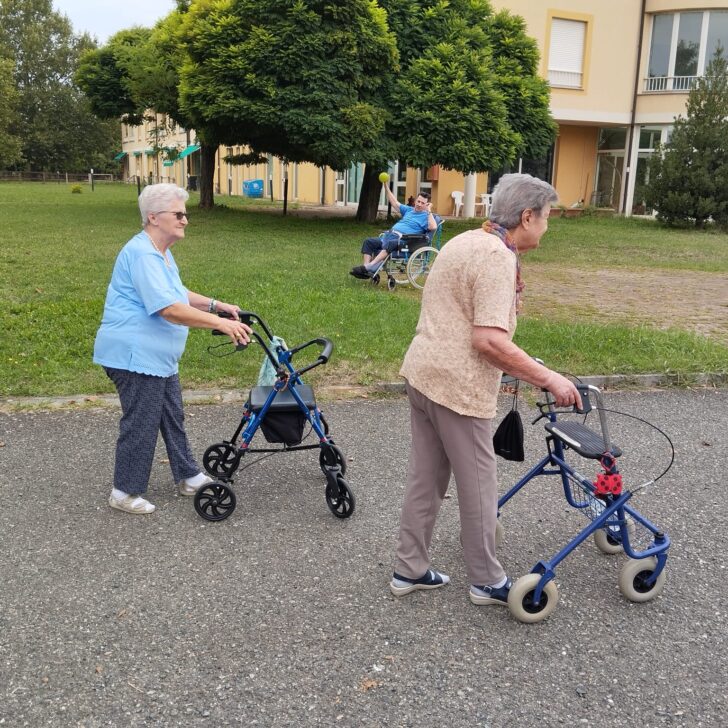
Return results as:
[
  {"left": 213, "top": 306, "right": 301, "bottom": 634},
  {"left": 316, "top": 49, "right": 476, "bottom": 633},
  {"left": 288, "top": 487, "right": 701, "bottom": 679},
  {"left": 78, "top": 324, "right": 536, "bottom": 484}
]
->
[{"left": 361, "top": 231, "right": 402, "bottom": 256}]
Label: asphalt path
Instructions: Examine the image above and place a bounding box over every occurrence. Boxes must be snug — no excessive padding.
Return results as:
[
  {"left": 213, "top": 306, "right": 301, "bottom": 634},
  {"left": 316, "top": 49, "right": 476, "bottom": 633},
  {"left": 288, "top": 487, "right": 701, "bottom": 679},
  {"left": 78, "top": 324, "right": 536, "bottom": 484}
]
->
[{"left": 0, "top": 389, "right": 725, "bottom": 727}]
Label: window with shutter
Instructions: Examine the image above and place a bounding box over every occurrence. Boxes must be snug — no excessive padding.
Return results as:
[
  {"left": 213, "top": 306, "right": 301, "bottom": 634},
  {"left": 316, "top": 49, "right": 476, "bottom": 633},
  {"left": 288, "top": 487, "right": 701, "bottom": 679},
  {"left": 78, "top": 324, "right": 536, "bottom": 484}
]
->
[{"left": 548, "top": 18, "right": 587, "bottom": 88}]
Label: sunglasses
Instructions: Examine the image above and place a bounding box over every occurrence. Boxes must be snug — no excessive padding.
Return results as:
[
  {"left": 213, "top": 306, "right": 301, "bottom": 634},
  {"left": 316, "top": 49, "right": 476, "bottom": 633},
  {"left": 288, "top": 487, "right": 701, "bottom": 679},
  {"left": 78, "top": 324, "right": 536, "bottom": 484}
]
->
[{"left": 156, "top": 211, "right": 190, "bottom": 221}]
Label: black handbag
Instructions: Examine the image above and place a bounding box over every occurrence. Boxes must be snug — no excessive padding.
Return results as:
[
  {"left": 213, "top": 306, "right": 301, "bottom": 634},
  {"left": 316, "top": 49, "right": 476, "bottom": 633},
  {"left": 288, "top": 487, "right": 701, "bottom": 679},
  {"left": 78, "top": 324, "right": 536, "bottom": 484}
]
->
[{"left": 493, "top": 381, "right": 524, "bottom": 461}]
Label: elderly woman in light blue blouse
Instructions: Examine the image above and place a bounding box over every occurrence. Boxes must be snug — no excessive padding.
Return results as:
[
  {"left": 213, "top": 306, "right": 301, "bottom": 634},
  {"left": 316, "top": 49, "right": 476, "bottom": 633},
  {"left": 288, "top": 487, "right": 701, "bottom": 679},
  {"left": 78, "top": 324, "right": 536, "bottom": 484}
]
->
[{"left": 94, "top": 183, "right": 251, "bottom": 515}]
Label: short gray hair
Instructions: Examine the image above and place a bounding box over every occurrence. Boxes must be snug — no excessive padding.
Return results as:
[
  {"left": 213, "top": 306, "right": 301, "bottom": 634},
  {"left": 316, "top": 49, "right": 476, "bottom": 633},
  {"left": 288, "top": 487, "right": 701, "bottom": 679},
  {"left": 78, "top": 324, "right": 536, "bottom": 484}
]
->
[
  {"left": 488, "top": 173, "right": 558, "bottom": 229},
  {"left": 138, "top": 183, "right": 189, "bottom": 225}
]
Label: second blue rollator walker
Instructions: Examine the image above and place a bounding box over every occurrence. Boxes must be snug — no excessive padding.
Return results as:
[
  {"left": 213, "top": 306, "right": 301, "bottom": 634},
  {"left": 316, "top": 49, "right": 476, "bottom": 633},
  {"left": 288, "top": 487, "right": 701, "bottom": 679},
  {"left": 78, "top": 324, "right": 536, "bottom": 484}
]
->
[
  {"left": 193, "top": 311, "right": 353, "bottom": 523},
  {"left": 500, "top": 381, "right": 671, "bottom": 623}
]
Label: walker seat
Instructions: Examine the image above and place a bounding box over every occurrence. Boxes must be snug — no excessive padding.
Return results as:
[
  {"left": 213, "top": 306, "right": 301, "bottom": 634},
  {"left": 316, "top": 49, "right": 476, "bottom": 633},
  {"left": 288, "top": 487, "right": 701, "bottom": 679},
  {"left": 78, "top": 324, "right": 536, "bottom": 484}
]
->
[
  {"left": 248, "top": 385, "right": 316, "bottom": 412},
  {"left": 544, "top": 421, "right": 623, "bottom": 459}
]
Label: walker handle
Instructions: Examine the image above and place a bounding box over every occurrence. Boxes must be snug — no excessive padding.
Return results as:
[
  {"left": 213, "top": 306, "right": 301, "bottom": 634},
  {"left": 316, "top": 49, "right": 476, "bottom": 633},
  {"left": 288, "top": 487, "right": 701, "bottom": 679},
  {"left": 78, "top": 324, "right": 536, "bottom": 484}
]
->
[
  {"left": 211, "top": 311, "right": 249, "bottom": 350},
  {"left": 290, "top": 338, "right": 334, "bottom": 376}
]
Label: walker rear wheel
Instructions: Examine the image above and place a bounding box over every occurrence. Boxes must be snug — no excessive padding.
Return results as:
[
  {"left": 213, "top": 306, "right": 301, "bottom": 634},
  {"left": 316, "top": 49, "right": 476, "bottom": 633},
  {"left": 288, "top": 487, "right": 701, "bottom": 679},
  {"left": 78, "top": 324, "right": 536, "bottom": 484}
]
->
[
  {"left": 325, "top": 474, "right": 355, "bottom": 519},
  {"left": 618, "top": 557, "right": 666, "bottom": 602},
  {"left": 319, "top": 443, "right": 347, "bottom": 476},
  {"left": 194, "top": 482, "right": 237, "bottom": 522},
  {"left": 507, "top": 574, "right": 559, "bottom": 623},
  {"left": 495, "top": 519, "right": 504, "bottom": 547},
  {"left": 203, "top": 442, "right": 239, "bottom": 479},
  {"left": 594, "top": 517, "right": 636, "bottom": 555}
]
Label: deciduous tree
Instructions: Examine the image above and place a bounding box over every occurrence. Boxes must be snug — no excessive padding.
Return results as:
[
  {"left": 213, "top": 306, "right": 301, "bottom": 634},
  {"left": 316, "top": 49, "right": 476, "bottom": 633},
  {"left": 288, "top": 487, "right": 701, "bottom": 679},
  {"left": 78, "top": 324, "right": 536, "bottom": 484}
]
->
[
  {"left": 355, "top": 0, "right": 556, "bottom": 222},
  {"left": 0, "top": 0, "right": 119, "bottom": 172},
  {"left": 0, "top": 57, "right": 23, "bottom": 168},
  {"left": 177, "top": 0, "right": 398, "bottom": 200}
]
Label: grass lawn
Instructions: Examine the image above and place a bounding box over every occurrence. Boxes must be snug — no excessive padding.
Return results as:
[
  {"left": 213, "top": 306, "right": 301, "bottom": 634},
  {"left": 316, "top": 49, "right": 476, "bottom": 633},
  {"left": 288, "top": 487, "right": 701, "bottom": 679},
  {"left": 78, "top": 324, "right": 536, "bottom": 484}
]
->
[{"left": 1, "top": 182, "right": 727, "bottom": 397}]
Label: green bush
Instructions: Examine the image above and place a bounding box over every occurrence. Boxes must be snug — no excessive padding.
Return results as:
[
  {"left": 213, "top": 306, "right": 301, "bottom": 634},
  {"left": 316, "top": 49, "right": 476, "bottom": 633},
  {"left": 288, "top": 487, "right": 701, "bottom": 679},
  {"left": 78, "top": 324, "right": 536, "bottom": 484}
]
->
[{"left": 70, "top": 184, "right": 82, "bottom": 194}]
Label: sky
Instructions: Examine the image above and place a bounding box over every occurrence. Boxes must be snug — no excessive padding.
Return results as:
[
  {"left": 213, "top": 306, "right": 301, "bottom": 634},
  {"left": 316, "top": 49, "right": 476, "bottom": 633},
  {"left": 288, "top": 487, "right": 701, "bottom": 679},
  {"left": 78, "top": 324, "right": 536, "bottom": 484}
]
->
[{"left": 52, "top": 0, "right": 178, "bottom": 44}]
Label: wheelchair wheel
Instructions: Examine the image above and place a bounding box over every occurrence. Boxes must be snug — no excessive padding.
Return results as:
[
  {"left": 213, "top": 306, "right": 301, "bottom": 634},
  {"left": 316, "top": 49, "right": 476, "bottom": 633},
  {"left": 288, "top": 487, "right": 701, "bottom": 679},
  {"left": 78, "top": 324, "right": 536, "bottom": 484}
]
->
[
  {"left": 507, "top": 574, "right": 559, "bottom": 623},
  {"left": 319, "top": 442, "right": 347, "bottom": 476},
  {"left": 194, "top": 481, "right": 237, "bottom": 522},
  {"left": 203, "top": 442, "right": 239, "bottom": 479},
  {"left": 325, "top": 473, "right": 355, "bottom": 519},
  {"left": 384, "top": 255, "right": 409, "bottom": 286},
  {"left": 407, "top": 246, "right": 438, "bottom": 289},
  {"left": 618, "top": 557, "right": 666, "bottom": 602}
]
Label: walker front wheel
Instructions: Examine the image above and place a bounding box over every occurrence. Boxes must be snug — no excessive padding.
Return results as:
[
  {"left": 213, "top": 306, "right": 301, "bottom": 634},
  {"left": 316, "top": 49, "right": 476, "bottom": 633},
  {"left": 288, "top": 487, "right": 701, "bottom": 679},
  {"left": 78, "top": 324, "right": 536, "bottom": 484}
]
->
[
  {"left": 618, "top": 557, "right": 666, "bottom": 602},
  {"left": 325, "top": 474, "right": 355, "bottom": 519},
  {"left": 194, "top": 482, "right": 237, "bottom": 522},
  {"left": 507, "top": 574, "right": 559, "bottom": 623}
]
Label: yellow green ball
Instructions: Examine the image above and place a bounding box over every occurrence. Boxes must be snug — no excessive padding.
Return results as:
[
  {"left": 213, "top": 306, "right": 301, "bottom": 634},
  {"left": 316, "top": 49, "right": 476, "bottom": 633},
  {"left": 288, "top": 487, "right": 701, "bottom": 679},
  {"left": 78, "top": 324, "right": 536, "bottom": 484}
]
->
[{"left": 378, "top": 172, "right": 389, "bottom": 184}]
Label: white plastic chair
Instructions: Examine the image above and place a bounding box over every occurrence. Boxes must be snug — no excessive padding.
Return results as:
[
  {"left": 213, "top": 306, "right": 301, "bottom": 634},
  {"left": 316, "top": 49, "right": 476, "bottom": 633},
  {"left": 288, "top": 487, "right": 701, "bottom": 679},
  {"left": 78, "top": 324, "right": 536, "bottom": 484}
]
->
[
  {"left": 474, "top": 193, "right": 492, "bottom": 217},
  {"left": 451, "top": 190, "right": 464, "bottom": 217}
]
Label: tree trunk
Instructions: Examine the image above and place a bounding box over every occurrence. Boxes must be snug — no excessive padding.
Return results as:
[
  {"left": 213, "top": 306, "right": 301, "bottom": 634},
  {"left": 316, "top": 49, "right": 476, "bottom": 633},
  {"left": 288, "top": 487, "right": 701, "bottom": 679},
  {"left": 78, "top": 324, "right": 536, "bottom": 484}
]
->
[
  {"left": 198, "top": 142, "right": 217, "bottom": 209},
  {"left": 355, "top": 163, "right": 383, "bottom": 223},
  {"left": 283, "top": 164, "right": 288, "bottom": 216}
]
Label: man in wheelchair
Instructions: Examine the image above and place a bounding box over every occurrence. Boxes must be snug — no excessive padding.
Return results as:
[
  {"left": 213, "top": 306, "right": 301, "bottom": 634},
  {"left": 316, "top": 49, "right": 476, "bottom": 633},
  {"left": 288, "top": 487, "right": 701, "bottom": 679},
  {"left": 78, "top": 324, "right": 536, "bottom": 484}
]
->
[{"left": 350, "top": 186, "right": 438, "bottom": 279}]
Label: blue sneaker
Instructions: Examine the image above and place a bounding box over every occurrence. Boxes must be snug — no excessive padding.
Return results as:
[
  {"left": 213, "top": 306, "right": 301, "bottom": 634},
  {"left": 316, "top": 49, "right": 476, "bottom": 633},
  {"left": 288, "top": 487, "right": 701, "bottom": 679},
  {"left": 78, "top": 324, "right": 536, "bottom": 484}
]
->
[
  {"left": 469, "top": 577, "right": 513, "bottom": 606},
  {"left": 390, "top": 569, "right": 451, "bottom": 597}
]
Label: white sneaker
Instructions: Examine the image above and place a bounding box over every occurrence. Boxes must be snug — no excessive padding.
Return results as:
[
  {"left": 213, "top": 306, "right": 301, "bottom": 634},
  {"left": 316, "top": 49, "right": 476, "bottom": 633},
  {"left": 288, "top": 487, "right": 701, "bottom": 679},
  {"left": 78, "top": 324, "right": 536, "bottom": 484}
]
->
[
  {"left": 178, "top": 474, "right": 215, "bottom": 496},
  {"left": 108, "top": 492, "right": 156, "bottom": 514}
]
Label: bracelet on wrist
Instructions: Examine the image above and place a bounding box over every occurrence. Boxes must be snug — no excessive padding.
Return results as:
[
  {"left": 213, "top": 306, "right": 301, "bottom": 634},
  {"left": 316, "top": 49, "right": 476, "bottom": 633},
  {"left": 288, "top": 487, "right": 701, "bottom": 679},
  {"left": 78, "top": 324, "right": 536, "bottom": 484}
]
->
[{"left": 208, "top": 298, "right": 217, "bottom": 313}]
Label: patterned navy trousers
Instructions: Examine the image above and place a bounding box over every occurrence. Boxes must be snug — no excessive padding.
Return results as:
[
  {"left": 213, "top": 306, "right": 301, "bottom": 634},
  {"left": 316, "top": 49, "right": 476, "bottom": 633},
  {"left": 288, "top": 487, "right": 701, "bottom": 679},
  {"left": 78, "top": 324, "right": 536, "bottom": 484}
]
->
[{"left": 104, "top": 367, "right": 201, "bottom": 495}]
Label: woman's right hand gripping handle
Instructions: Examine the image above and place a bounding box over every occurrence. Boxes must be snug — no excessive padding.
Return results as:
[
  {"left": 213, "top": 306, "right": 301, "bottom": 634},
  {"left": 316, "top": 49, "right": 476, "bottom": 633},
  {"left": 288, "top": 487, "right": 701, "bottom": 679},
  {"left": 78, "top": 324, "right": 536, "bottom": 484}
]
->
[{"left": 542, "top": 370, "right": 583, "bottom": 410}]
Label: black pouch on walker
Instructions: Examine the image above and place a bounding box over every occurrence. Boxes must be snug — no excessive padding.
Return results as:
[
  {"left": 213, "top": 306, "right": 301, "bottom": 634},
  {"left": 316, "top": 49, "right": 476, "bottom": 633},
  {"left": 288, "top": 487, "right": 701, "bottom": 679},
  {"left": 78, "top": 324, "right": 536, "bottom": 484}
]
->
[
  {"left": 248, "top": 385, "right": 316, "bottom": 447},
  {"left": 260, "top": 411, "right": 306, "bottom": 446},
  {"left": 493, "top": 382, "right": 524, "bottom": 461}
]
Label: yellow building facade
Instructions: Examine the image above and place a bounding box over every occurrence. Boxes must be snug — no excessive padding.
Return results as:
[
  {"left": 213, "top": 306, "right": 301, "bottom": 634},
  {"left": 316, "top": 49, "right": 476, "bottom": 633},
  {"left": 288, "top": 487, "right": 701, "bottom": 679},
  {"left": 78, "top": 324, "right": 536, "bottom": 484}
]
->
[{"left": 118, "top": 1, "right": 728, "bottom": 216}]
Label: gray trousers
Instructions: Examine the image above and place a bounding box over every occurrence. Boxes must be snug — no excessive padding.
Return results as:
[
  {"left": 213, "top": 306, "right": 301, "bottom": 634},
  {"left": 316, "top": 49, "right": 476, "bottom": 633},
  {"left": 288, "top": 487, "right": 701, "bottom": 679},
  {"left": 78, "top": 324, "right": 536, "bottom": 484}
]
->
[
  {"left": 394, "top": 382, "right": 506, "bottom": 586},
  {"left": 105, "top": 367, "right": 200, "bottom": 495}
]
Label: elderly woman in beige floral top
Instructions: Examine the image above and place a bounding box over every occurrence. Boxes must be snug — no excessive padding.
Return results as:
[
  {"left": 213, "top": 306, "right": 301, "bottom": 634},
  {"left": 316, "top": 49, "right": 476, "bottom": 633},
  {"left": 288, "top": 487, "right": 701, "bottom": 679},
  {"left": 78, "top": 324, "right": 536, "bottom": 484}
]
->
[{"left": 390, "top": 173, "right": 582, "bottom": 607}]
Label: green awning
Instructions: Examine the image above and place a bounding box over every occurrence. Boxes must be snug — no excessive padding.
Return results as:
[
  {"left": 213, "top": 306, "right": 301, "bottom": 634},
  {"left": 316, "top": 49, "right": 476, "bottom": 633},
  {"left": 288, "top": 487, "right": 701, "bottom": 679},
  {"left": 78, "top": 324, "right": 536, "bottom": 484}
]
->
[
  {"left": 113, "top": 151, "right": 127, "bottom": 161},
  {"left": 162, "top": 160, "right": 174, "bottom": 167},
  {"left": 178, "top": 144, "right": 200, "bottom": 159},
  {"left": 145, "top": 149, "right": 156, "bottom": 156},
  {"left": 133, "top": 151, "right": 142, "bottom": 157}
]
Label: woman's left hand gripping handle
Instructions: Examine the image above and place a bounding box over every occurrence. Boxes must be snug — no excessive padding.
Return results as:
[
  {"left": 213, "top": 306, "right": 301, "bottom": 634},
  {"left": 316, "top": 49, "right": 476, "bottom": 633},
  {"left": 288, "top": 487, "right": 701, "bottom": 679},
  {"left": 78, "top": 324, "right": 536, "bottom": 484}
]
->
[{"left": 214, "top": 309, "right": 252, "bottom": 349}]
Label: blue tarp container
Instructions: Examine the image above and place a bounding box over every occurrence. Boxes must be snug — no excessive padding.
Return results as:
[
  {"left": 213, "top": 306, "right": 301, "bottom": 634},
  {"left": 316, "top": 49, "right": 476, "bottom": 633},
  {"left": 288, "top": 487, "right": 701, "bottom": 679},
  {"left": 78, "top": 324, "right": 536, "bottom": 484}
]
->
[{"left": 243, "top": 179, "right": 264, "bottom": 198}]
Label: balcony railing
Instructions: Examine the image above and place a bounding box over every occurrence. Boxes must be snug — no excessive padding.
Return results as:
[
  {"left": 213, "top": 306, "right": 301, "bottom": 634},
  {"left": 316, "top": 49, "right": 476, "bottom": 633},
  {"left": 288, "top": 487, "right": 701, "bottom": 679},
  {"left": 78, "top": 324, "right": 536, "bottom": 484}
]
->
[
  {"left": 547, "top": 69, "right": 583, "bottom": 88},
  {"left": 644, "top": 75, "right": 698, "bottom": 92}
]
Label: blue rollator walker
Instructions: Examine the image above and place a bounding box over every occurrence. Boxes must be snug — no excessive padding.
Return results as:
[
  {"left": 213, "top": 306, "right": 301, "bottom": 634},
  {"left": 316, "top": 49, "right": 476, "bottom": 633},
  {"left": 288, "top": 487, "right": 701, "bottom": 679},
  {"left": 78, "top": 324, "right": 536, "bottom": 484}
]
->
[
  {"left": 370, "top": 216, "right": 443, "bottom": 290},
  {"left": 499, "top": 380, "right": 671, "bottom": 623},
  {"left": 194, "top": 311, "right": 354, "bottom": 522}
]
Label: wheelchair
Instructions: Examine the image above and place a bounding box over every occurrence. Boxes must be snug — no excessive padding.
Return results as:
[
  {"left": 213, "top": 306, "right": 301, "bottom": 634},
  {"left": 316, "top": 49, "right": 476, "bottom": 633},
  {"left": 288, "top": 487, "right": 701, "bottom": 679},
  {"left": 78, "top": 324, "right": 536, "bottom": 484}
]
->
[{"left": 370, "top": 216, "right": 443, "bottom": 291}]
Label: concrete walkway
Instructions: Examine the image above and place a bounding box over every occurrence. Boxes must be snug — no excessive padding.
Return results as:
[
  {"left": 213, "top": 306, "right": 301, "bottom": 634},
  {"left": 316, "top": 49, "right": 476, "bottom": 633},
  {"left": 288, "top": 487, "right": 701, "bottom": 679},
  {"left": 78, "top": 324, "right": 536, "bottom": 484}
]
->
[{"left": 0, "top": 389, "right": 725, "bottom": 726}]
